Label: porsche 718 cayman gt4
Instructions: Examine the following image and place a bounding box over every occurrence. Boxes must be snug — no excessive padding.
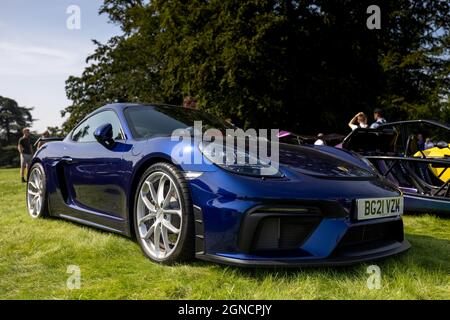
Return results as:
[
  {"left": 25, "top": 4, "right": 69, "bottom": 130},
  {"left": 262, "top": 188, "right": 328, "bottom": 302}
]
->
[{"left": 26, "top": 103, "right": 410, "bottom": 266}]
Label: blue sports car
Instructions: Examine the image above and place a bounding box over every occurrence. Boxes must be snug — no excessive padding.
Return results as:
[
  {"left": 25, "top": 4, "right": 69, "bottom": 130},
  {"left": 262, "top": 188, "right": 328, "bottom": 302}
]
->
[{"left": 27, "top": 103, "right": 410, "bottom": 266}]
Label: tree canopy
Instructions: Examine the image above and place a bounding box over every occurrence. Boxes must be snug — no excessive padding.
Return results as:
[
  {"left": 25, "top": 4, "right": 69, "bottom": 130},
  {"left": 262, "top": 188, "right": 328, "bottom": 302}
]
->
[
  {"left": 0, "top": 95, "right": 34, "bottom": 145},
  {"left": 63, "top": 0, "right": 450, "bottom": 134}
]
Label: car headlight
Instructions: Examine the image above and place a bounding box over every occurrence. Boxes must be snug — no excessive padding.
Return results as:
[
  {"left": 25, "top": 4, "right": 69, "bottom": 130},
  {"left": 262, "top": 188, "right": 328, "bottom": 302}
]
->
[{"left": 199, "top": 142, "right": 282, "bottom": 177}]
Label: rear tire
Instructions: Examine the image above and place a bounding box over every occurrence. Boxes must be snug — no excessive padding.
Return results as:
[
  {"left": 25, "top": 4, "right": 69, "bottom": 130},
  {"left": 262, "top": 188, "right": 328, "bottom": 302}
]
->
[
  {"left": 133, "top": 162, "right": 195, "bottom": 264},
  {"left": 26, "top": 163, "right": 49, "bottom": 218}
]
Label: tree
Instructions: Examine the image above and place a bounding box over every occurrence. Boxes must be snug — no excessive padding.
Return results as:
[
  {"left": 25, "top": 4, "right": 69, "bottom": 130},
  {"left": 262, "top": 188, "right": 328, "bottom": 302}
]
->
[
  {"left": 46, "top": 126, "right": 64, "bottom": 137},
  {"left": 0, "top": 95, "right": 34, "bottom": 145},
  {"left": 378, "top": 0, "right": 450, "bottom": 121},
  {"left": 62, "top": 0, "right": 450, "bottom": 134}
]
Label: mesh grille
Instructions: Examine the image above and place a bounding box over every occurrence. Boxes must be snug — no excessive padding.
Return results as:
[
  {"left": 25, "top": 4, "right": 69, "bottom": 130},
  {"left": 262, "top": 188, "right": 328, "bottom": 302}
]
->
[
  {"left": 251, "top": 217, "right": 321, "bottom": 252},
  {"left": 333, "top": 219, "right": 404, "bottom": 255}
]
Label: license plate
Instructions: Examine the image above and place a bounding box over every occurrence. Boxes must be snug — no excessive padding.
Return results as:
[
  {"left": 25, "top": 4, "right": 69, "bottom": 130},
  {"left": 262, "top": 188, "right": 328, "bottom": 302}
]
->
[{"left": 356, "top": 197, "right": 403, "bottom": 220}]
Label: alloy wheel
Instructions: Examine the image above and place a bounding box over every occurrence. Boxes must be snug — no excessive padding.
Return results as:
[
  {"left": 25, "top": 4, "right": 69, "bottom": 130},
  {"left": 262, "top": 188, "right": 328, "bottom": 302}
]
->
[
  {"left": 137, "top": 171, "right": 183, "bottom": 260},
  {"left": 27, "top": 167, "right": 44, "bottom": 218}
]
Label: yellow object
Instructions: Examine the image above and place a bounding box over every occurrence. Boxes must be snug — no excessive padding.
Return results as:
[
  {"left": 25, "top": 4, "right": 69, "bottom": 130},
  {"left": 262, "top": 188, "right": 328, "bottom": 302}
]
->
[{"left": 414, "top": 144, "right": 450, "bottom": 182}]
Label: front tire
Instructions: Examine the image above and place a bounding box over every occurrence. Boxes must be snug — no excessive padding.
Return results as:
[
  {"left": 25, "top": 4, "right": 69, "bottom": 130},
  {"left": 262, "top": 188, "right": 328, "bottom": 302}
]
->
[
  {"left": 26, "top": 163, "right": 49, "bottom": 218},
  {"left": 133, "top": 162, "right": 195, "bottom": 264}
]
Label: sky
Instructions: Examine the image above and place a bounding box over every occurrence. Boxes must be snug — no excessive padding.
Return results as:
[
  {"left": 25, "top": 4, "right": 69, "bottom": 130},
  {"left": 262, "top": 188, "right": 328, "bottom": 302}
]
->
[{"left": 0, "top": 0, "right": 121, "bottom": 132}]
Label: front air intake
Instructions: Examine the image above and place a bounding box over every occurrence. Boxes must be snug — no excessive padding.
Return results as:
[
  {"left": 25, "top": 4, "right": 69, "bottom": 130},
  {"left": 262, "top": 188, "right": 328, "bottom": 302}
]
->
[
  {"left": 332, "top": 219, "right": 404, "bottom": 257},
  {"left": 250, "top": 216, "right": 321, "bottom": 253}
]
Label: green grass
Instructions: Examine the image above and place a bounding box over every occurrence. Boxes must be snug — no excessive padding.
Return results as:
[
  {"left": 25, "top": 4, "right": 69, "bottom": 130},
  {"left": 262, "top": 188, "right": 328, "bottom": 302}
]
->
[{"left": 0, "top": 168, "right": 448, "bottom": 300}]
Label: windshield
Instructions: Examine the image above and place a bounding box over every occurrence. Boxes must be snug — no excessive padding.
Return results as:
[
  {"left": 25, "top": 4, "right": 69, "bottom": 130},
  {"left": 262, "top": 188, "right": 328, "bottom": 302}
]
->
[{"left": 124, "top": 105, "right": 235, "bottom": 139}]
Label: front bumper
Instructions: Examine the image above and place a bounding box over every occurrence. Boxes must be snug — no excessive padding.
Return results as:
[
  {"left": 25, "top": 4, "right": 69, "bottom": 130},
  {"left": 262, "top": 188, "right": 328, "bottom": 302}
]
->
[
  {"left": 193, "top": 203, "right": 410, "bottom": 267},
  {"left": 190, "top": 169, "right": 408, "bottom": 267},
  {"left": 197, "top": 240, "right": 410, "bottom": 267}
]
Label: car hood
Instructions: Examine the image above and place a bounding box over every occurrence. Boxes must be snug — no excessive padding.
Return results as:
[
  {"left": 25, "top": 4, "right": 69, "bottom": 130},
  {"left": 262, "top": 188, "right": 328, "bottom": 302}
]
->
[
  {"left": 136, "top": 136, "right": 374, "bottom": 178},
  {"left": 277, "top": 143, "right": 374, "bottom": 178}
]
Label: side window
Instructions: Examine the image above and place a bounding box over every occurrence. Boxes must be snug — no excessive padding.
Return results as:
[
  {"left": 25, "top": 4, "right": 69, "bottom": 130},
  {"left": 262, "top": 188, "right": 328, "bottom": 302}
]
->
[{"left": 72, "top": 110, "right": 123, "bottom": 142}]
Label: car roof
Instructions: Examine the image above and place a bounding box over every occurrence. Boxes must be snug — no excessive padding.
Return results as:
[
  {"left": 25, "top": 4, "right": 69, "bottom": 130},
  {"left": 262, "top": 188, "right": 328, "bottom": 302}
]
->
[
  {"left": 96, "top": 102, "right": 179, "bottom": 113},
  {"left": 76, "top": 103, "right": 180, "bottom": 130}
]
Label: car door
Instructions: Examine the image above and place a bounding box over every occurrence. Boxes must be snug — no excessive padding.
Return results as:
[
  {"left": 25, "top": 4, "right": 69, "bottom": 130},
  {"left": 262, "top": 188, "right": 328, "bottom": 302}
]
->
[{"left": 63, "top": 110, "right": 129, "bottom": 220}]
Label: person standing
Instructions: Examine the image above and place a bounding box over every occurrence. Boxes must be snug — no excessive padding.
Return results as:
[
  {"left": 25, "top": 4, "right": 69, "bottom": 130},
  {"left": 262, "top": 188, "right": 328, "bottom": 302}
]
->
[
  {"left": 370, "top": 108, "right": 387, "bottom": 129},
  {"left": 424, "top": 138, "right": 434, "bottom": 150},
  {"left": 348, "top": 112, "right": 368, "bottom": 130},
  {"left": 18, "top": 128, "right": 33, "bottom": 183},
  {"left": 314, "top": 133, "right": 326, "bottom": 146},
  {"left": 183, "top": 96, "right": 197, "bottom": 109},
  {"left": 417, "top": 134, "right": 425, "bottom": 151}
]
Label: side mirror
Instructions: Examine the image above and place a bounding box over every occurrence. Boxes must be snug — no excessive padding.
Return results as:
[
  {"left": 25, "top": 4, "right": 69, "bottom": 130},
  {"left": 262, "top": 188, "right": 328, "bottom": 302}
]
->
[
  {"left": 94, "top": 123, "right": 115, "bottom": 149},
  {"left": 436, "top": 141, "right": 449, "bottom": 149}
]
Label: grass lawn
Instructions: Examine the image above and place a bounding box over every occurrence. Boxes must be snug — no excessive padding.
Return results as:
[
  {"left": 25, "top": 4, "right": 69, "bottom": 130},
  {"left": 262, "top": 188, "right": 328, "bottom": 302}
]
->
[{"left": 0, "top": 168, "right": 448, "bottom": 300}]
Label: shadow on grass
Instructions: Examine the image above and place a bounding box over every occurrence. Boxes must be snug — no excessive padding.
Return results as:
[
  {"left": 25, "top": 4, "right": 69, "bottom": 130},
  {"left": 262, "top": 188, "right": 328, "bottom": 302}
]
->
[
  {"left": 406, "top": 212, "right": 450, "bottom": 219},
  {"left": 406, "top": 232, "right": 450, "bottom": 246},
  {"left": 45, "top": 215, "right": 449, "bottom": 281},
  {"left": 403, "top": 233, "right": 450, "bottom": 265},
  {"left": 176, "top": 251, "right": 406, "bottom": 283},
  {"left": 189, "top": 233, "right": 450, "bottom": 281}
]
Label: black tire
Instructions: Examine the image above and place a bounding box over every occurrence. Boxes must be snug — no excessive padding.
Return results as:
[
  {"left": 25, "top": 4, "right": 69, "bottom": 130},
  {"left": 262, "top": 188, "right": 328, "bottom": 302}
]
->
[
  {"left": 133, "top": 162, "right": 195, "bottom": 264},
  {"left": 26, "top": 162, "right": 49, "bottom": 218}
]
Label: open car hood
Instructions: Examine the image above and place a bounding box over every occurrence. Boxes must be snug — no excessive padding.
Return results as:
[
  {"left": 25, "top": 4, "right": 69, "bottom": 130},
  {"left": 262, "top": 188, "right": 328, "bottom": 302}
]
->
[{"left": 341, "top": 128, "right": 398, "bottom": 155}]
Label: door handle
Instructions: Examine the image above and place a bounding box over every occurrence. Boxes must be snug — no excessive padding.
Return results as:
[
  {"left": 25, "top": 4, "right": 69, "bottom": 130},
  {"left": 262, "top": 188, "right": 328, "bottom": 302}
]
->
[{"left": 61, "top": 156, "right": 73, "bottom": 163}]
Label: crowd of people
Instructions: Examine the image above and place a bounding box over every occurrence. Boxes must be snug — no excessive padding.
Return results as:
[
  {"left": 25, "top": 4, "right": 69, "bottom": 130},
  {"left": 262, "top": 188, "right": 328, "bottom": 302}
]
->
[
  {"left": 347, "top": 108, "right": 387, "bottom": 131},
  {"left": 409, "top": 134, "right": 436, "bottom": 152},
  {"left": 314, "top": 108, "right": 387, "bottom": 146},
  {"left": 314, "top": 108, "right": 443, "bottom": 153}
]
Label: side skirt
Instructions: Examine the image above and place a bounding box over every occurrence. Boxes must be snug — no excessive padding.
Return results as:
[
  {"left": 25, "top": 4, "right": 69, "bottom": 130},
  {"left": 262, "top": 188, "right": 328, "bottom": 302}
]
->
[{"left": 58, "top": 213, "right": 126, "bottom": 235}]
